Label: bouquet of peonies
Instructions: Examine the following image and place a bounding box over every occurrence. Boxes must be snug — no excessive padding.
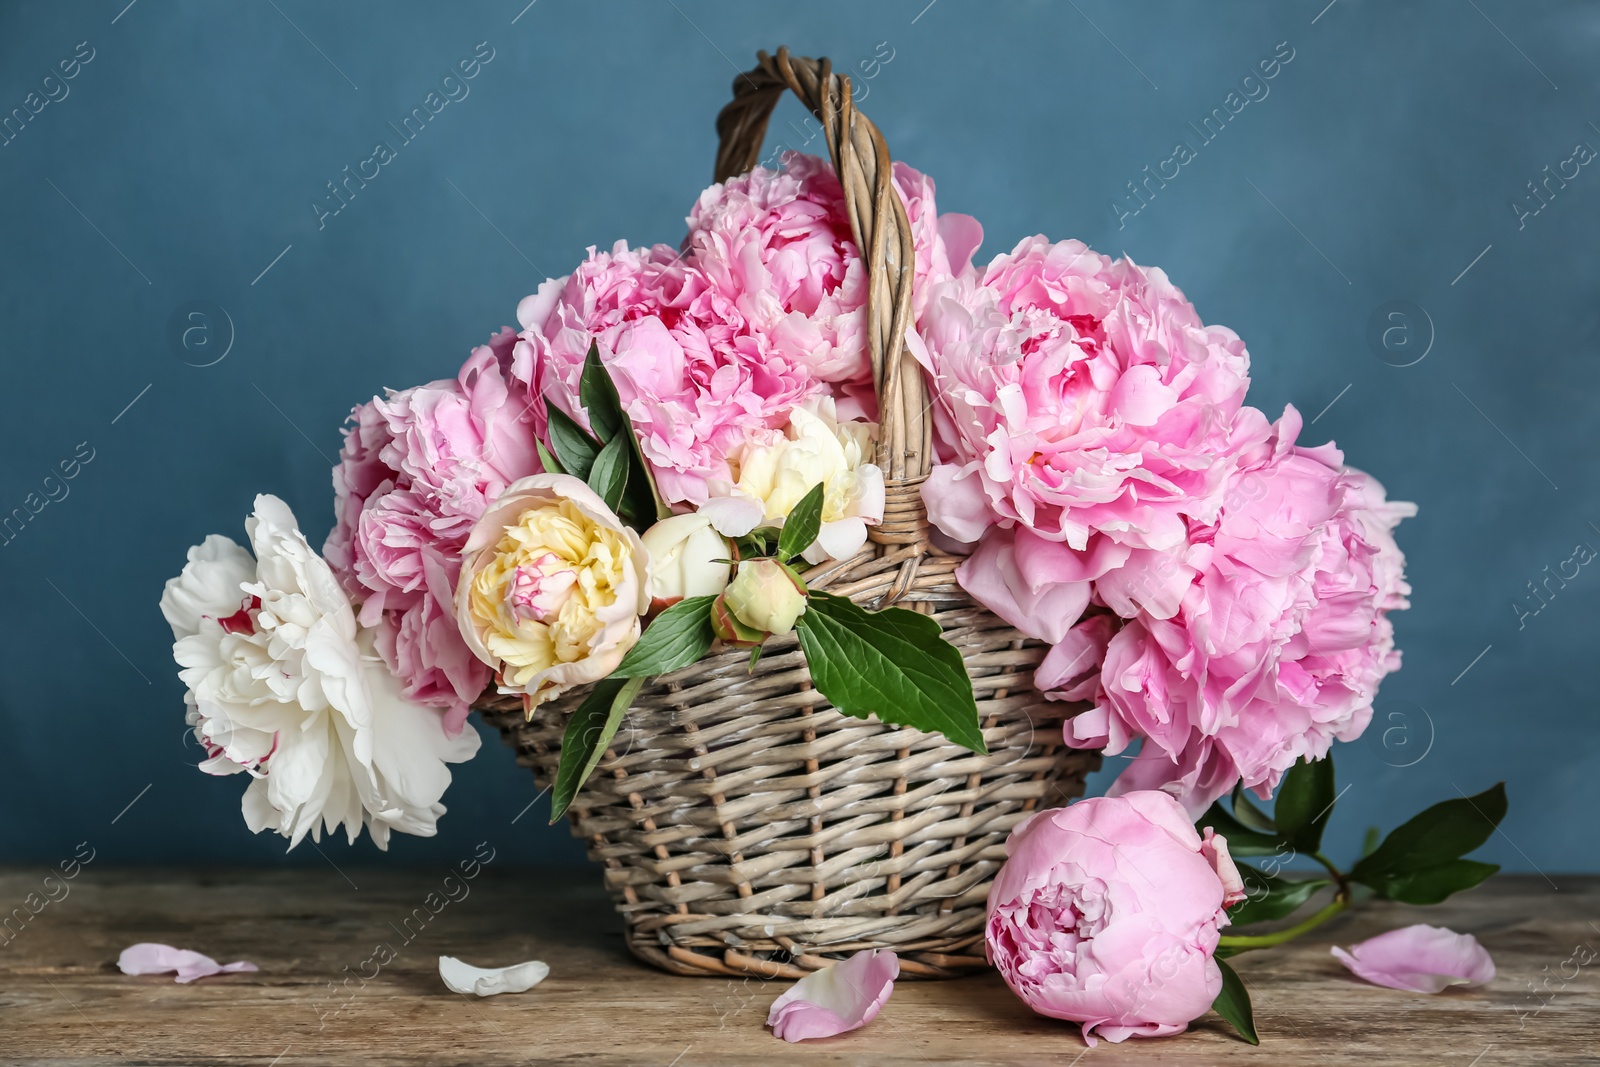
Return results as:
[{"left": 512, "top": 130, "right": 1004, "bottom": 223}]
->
[{"left": 159, "top": 51, "right": 1508, "bottom": 1047}]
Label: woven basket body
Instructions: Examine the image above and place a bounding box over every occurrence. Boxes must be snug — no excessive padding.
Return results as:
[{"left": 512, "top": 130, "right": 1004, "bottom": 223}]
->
[{"left": 478, "top": 49, "right": 1097, "bottom": 978}]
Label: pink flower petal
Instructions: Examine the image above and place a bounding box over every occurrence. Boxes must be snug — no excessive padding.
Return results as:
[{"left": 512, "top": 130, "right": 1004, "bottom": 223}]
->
[
  {"left": 118, "top": 942, "right": 258, "bottom": 984},
  {"left": 1331, "top": 925, "right": 1495, "bottom": 993},
  {"left": 766, "top": 949, "right": 899, "bottom": 1042},
  {"left": 1200, "top": 828, "right": 1247, "bottom": 908}
]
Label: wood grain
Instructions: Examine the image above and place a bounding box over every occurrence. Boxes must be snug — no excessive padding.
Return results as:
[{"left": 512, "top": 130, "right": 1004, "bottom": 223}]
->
[{"left": 2, "top": 868, "right": 1593, "bottom": 1065}]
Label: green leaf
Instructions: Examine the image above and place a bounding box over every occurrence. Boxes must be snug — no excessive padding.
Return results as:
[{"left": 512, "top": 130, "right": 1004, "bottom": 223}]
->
[
  {"left": 1211, "top": 958, "right": 1259, "bottom": 1045},
  {"left": 546, "top": 403, "right": 601, "bottom": 481},
  {"left": 549, "top": 676, "right": 645, "bottom": 822},
  {"left": 1371, "top": 859, "right": 1500, "bottom": 905},
  {"left": 534, "top": 437, "right": 565, "bottom": 476},
  {"left": 793, "top": 592, "right": 986, "bottom": 754},
  {"left": 1197, "top": 802, "right": 1284, "bottom": 857},
  {"left": 777, "top": 482, "right": 826, "bottom": 562},
  {"left": 1361, "top": 825, "right": 1382, "bottom": 859},
  {"left": 1231, "top": 783, "right": 1277, "bottom": 834},
  {"left": 736, "top": 527, "right": 781, "bottom": 559},
  {"left": 613, "top": 596, "right": 716, "bottom": 677},
  {"left": 573, "top": 342, "right": 667, "bottom": 525},
  {"left": 618, "top": 409, "right": 667, "bottom": 526},
  {"left": 588, "top": 434, "right": 629, "bottom": 513},
  {"left": 1351, "top": 782, "right": 1507, "bottom": 888},
  {"left": 1227, "top": 865, "right": 1331, "bottom": 927},
  {"left": 748, "top": 644, "right": 763, "bottom": 671},
  {"left": 579, "top": 341, "right": 625, "bottom": 443},
  {"left": 1273, "top": 754, "right": 1337, "bottom": 854}
]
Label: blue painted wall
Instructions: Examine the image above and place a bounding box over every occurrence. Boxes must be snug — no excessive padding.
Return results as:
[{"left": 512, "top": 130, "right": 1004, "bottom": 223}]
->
[{"left": 1, "top": 0, "right": 1593, "bottom": 876}]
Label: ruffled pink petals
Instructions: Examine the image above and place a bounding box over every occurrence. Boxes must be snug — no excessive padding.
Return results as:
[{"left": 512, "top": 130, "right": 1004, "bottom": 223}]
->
[
  {"left": 1331, "top": 925, "right": 1495, "bottom": 993},
  {"left": 118, "top": 943, "right": 258, "bottom": 984},
  {"left": 766, "top": 949, "right": 899, "bottom": 1042}
]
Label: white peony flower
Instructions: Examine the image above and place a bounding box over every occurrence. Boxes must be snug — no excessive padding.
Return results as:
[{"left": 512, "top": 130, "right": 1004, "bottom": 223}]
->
[
  {"left": 639, "top": 512, "right": 732, "bottom": 602},
  {"left": 160, "top": 495, "right": 480, "bottom": 850},
  {"left": 699, "top": 398, "right": 886, "bottom": 564}
]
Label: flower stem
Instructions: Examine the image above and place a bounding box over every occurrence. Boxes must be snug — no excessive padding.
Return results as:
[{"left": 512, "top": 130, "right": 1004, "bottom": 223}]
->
[
  {"left": 1312, "top": 851, "right": 1352, "bottom": 898},
  {"left": 1218, "top": 895, "right": 1350, "bottom": 953}
]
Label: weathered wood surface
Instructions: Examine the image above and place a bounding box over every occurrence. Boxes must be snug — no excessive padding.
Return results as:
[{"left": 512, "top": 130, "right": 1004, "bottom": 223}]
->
[{"left": 1, "top": 868, "right": 1593, "bottom": 1065}]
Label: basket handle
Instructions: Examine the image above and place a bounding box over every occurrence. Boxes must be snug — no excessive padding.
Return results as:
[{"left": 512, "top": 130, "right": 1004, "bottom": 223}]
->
[{"left": 715, "top": 48, "right": 931, "bottom": 547}]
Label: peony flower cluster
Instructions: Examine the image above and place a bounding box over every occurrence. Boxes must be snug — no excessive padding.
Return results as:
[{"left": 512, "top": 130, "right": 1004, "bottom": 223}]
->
[
  {"left": 164, "top": 144, "right": 1413, "bottom": 878},
  {"left": 169, "top": 151, "right": 983, "bottom": 851},
  {"left": 325, "top": 326, "right": 540, "bottom": 734},
  {"left": 911, "top": 234, "right": 1414, "bottom": 814},
  {"left": 514, "top": 152, "right": 976, "bottom": 508},
  {"left": 1050, "top": 408, "right": 1415, "bottom": 812}
]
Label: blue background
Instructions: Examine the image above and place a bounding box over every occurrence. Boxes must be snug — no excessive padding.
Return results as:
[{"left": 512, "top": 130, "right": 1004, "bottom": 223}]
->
[{"left": 1, "top": 0, "right": 1594, "bottom": 877}]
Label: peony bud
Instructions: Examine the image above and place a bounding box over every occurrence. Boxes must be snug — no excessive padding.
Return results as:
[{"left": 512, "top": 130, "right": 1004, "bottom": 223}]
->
[
  {"left": 640, "top": 513, "right": 732, "bottom": 602},
  {"left": 723, "top": 559, "right": 808, "bottom": 635}
]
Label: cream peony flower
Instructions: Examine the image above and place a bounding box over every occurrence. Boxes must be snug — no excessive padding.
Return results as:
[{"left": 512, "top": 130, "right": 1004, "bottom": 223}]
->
[
  {"left": 639, "top": 512, "right": 731, "bottom": 602},
  {"left": 699, "top": 399, "right": 886, "bottom": 564},
  {"left": 160, "top": 495, "right": 480, "bottom": 850},
  {"left": 455, "top": 475, "right": 650, "bottom": 710}
]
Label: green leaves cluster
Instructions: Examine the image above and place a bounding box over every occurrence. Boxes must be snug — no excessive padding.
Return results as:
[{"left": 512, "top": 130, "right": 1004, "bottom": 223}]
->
[
  {"left": 1198, "top": 754, "right": 1507, "bottom": 1045},
  {"left": 541, "top": 430, "right": 984, "bottom": 820},
  {"left": 775, "top": 485, "right": 987, "bottom": 755},
  {"left": 540, "top": 342, "right": 668, "bottom": 528}
]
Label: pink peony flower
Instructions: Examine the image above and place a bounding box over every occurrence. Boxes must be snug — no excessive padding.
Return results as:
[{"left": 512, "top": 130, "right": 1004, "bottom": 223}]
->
[
  {"left": 1331, "top": 925, "right": 1495, "bottom": 993},
  {"left": 911, "top": 236, "right": 1256, "bottom": 552},
  {"left": 326, "top": 327, "right": 543, "bottom": 731},
  {"left": 986, "top": 792, "right": 1243, "bottom": 1046},
  {"left": 515, "top": 238, "right": 822, "bottom": 506},
  {"left": 1058, "top": 406, "right": 1416, "bottom": 814},
  {"left": 515, "top": 153, "right": 980, "bottom": 506}
]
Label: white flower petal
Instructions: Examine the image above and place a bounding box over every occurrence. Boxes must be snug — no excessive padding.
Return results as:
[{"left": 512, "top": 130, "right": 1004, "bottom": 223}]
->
[
  {"left": 438, "top": 956, "right": 549, "bottom": 996},
  {"left": 699, "top": 493, "right": 765, "bottom": 538}
]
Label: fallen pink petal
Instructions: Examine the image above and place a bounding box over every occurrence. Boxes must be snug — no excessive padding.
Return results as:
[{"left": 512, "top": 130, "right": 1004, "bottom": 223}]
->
[
  {"left": 117, "top": 942, "right": 258, "bottom": 984},
  {"left": 1331, "top": 924, "right": 1495, "bottom": 993},
  {"left": 766, "top": 949, "right": 900, "bottom": 1042}
]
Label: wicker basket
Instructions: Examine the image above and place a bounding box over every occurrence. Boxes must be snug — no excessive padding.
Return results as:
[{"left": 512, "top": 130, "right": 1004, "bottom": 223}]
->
[{"left": 477, "top": 47, "right": 1098, "bottom": 980}]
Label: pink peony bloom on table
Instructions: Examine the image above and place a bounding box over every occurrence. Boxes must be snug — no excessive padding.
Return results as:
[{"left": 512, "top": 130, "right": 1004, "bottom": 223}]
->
[
  {"left": 766, "top": 949, "right": 900, "bottom": 1042},
  {"left": 1059, "top": 405, "right": 1416, "bottom": 814},
  {"left": 515, "top": 153, "right": 980, "bottom": 506},
  {"left": 1331, "top": 925, "right": 1495, "bottom": 993},
  {"left": 986, "top": 792, "right": 1243, "bottom": 1046},
  {"left": 912, "top": 236, "right": 1256, "bottom": 552},
  {"left": 326, "top": 327, "right": 543, "bottom": 731}
]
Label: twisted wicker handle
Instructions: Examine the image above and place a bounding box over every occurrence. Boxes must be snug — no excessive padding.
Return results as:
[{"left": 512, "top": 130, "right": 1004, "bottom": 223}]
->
[{"left": 715, "top": 48, "right": 931, "bottom": 547}]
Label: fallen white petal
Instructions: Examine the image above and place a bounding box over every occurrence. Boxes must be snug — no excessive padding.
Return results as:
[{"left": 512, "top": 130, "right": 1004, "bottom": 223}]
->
[{"left": 438, "top": 955, "right": 549, "bottom": 996}]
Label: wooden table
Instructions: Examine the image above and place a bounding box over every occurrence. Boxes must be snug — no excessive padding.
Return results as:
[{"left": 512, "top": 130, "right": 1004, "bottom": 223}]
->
[{"left": 3, "top": 868, "right": 1593, "bottom": 1065}]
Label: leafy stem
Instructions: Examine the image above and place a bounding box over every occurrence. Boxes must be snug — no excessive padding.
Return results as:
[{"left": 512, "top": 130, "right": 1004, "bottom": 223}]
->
[
  {"left": 1218, "top": 894, "right": 1350, "bottom": 953},
  {"left": 1311, "top": 851, "right": 1351, "bottom": 899}
]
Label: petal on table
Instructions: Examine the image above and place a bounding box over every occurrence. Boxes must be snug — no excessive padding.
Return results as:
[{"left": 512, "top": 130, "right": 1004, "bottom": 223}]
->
[
  {"left": 438, "top": 955, "right": 550, "bottom": 996},
  {"left": 118, "top": 942, "right": 258, "bottom": 984},
  {"left": 766, "top": 949, "right": 900, "bottom": 1042},
  {"left": 1331, "top": 924, "right": 1495, "bottom": 993}
]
